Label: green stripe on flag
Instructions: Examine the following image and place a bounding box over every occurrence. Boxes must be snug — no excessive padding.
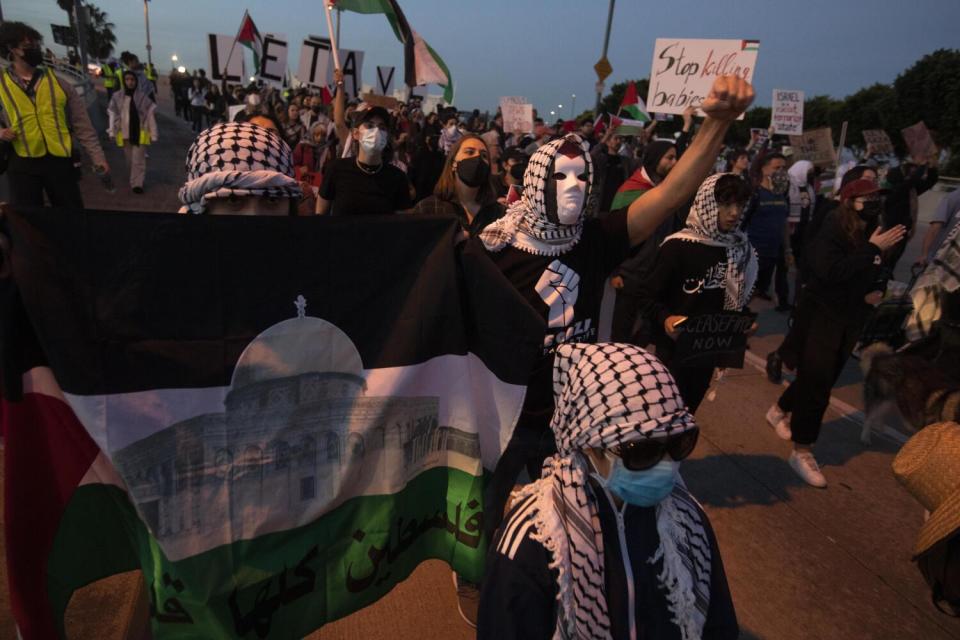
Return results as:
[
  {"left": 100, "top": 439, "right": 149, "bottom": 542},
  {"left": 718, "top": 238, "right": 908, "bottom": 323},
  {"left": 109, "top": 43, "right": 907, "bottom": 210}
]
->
[
  {"left": 51, "top": 467, "right": 486, "bottom": 638},
  {"left": 610, "top": 189, "right": 647, "bottom": 211}
]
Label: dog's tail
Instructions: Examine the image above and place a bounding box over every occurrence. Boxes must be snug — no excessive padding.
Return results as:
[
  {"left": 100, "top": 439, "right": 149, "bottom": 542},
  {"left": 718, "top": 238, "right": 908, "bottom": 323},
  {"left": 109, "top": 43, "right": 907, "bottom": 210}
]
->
[{"left": 860, "top": 342, "right": 894, "bottom": 376}]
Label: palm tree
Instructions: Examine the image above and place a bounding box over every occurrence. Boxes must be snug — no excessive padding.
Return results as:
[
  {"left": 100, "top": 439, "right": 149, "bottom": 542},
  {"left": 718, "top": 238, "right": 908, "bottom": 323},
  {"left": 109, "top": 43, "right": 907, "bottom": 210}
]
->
[
  {"left": 83, "top": 4, "right": 117, "bottom": 60},
  {"left": 53, "top": 0, "right": 116, "bottom": 61}
]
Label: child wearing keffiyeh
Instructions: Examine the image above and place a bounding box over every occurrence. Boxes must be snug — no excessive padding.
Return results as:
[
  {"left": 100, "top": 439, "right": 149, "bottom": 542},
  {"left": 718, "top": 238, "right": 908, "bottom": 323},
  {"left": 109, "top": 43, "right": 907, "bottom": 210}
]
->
[{"left": 477, "top": 343, "right": 738, "bottom": 640}]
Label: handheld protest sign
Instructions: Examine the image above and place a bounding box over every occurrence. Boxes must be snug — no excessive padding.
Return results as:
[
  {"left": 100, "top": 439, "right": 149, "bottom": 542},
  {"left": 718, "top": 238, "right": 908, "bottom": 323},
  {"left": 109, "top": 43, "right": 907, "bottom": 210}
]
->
[
  {"left": 499, "top": 97, "right": 534, "bottom": 135},
  {"left": 771, "top": 89, "right": 804, "bottom": 135},
  {"left": 901, "top": 121, "right": 936, "bottom": 160},
  {"left": 209, "top": 34, "right": 244, "bottom": 82},
  {"left": 647, "top": 38, "right": 759, "bottom": 118},
  {"left": 362, "top": 94, "right": 400, "bottom": 110},
  {"left": 788, "top": 127, "right": 836, "bottom": 168},
  {"left": 862, "top": 130, "right": 894, "bottom": 155},
  {"left": 376, "top": 66, "right": 396, "bottom": 96},
  {"left": 673, "top": 311, "right": 756, "bottom": 369},
  {"left": 259, "top": 34, "right": 288, "bottom": 88}
]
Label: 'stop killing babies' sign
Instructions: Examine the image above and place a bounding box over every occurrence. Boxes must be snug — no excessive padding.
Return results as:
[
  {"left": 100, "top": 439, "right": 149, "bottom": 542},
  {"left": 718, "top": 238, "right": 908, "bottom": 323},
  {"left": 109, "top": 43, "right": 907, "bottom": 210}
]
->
[{"left": 646, "top": 38, "right": 759, "bottom": 118}]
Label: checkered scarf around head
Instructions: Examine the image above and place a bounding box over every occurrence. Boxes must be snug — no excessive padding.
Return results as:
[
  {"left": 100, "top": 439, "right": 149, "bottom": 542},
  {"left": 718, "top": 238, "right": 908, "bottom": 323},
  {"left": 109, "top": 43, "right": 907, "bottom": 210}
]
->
[
  {"left": 664, "top": 173, "right": 758, "bottom": 310},
  {"left": 178, "top": 121, "right": 302, "bottom": 214},
  {"left": 907, "top": 217, "right": 960, "bottom": 340},
  {"left": 509, "top": 343, "right": 711, "bottom": 640},
  {"left": 479, "top": 134, "right": 595, "bottom": 256}
]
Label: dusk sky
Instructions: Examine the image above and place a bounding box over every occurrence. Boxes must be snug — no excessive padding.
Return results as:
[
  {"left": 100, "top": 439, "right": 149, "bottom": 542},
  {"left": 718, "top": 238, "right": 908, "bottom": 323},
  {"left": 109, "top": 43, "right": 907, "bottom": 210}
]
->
[{"left": 7, "top": 0, "right": 960, "bottom": 116}]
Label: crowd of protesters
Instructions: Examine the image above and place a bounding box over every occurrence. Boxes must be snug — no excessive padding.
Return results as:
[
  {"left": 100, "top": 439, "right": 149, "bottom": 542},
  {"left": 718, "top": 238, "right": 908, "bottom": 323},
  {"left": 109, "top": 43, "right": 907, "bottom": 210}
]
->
[{"left": 1, "top": 16, "right": 959, "bottom": 637}]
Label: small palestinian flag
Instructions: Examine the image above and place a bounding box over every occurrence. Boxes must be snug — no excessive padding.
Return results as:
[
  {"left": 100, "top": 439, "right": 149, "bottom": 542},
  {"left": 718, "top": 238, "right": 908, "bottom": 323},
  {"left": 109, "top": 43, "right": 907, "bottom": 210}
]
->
[
  {"left": 616, "top": 81, "right": 650, "bottom": 134},
  {"left": 236, "top": 10, "right": 263, "bottom": 72},
  {"left": 741, "top": 39, "right": 760, "bottom": 51},
  {"left": 1, "top": 209, "right": 542, "bottom": 638}
]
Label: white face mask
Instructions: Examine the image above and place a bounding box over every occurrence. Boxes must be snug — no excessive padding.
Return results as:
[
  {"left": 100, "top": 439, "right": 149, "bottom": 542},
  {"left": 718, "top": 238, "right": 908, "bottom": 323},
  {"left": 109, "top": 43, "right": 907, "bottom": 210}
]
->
[
  {"left": 445, "top": 124, "right": 459, "bottom": 136},
  {"left": 553, "top": 154, "right": 587, "bottom": 225},
  {"left": 359, "top": 127, "right": 388, "bottom": 154}
]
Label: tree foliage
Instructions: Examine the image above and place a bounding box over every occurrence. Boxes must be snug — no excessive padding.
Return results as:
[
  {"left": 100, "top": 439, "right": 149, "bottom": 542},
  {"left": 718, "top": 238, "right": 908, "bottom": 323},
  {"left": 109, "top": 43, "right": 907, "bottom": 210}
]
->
[
  {"left": 54, "top": 0, "right": 117, "bottom": 60},
  {"left": 598, "top": 49, "right": 960, "bottom": 172}
]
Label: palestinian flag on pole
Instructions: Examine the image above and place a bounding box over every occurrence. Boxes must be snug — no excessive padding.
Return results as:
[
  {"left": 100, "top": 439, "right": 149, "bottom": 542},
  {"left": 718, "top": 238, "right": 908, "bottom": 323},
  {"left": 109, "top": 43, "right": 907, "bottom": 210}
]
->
[
  {"left": 615, "top": 81, "right": 650, "bottom": 134},
  {"left": 1, "top": 209, "right": 541, "bottom": 638},
  {"left": 331, "top": 0, "right": 454, "bottom": 103},
  {"left": 236, "top": 10, "right": 263, "bottom": 72}
]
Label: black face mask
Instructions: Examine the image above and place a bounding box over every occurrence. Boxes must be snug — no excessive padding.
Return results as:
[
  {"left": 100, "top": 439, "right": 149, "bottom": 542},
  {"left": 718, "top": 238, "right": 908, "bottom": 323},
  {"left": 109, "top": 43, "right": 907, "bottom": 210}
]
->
[
  {"left": 311, "top": 106, "right": 322, "bottom": 114},
  {"left": 456, "top": 156, "right": 490, "bottom": 188},
  {"left": 858, "top": 200, "right": 883, "bottom": 221},
  {"left": 20, "top": 47, "right": 43, "bottom": 68},
  {"left": 509, "top": 162, "right": 526, "bottom": 181}
]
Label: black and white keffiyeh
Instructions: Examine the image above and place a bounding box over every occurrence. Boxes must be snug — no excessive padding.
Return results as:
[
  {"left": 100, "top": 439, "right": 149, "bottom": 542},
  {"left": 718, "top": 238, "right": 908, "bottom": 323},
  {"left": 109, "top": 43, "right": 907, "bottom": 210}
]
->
[
  {"left": 479, "top": 134, "right": 595, "bottom": 256},
  {"left": 509, "top": 343, "right": 711, "bottom": 640},
  {"left": 178, "top": 122, "right": 302, "bottom": 214},
  {"left": 664, "top": 173, "right": 758, "bottom": 310}
]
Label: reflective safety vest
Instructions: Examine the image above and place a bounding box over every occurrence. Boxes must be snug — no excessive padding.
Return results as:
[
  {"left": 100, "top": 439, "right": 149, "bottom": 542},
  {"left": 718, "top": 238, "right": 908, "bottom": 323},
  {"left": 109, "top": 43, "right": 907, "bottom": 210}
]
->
[
  {"left": 145, "top": 64, "right": 157, "bottom": 82},
  {"left": 103, "top": 66, "right": 118, "bottom": 88},
  {"left": 116, "top": 127, "right": 152, "bottom": 147},
  {"left": 0, "top": 68, "right": 72, "bottom": 158}
]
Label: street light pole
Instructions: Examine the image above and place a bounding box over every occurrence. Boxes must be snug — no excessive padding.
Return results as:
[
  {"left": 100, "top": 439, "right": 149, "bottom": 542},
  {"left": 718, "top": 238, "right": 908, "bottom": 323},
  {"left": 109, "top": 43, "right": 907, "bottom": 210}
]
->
[
  {"left": 571, "top": 94, "right": 576, "bottom": 119},
  {"left": 143, "top": 0, "right": 153, "bottom": 66},
  {"left": 72, "top": 0, "right": 89, "bottom": 70},
  {"left": 594, "top": 0, "right": 615, "bottom": 113}
]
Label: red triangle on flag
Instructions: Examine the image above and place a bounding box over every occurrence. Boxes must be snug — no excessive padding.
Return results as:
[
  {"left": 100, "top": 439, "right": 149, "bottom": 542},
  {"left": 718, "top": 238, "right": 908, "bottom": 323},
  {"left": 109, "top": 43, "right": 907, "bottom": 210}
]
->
[
  {"left": 237, "top": 14, "right": 259, "bottom": 44},
  {"left": 610, "top": 115, "right": 624, "bottom": 129},
  {"left": 620, "top": 81, "right": 638, "bottom": 109},
  {"left": 321, "top": 86, "right": 333, "bottom": 105},
  {"left": 506, "top": 184, "right": 521, "bottom": 204}
]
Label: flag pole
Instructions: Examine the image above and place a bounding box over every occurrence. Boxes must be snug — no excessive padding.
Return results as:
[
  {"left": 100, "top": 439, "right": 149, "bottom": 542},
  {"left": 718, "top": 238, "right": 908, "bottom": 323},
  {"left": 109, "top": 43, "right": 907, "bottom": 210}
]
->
[
  {"left": 594, "top": 0, "right": 615, "bottom": 113},
  {"left": 222, "top": 10, "right": 247, "bottom": 81},
  {"left": 143, "top": 0, "right": 153, "bottom": 66},
  {"left": 323, "top": 1, "right": 342, "bottom": 72}
]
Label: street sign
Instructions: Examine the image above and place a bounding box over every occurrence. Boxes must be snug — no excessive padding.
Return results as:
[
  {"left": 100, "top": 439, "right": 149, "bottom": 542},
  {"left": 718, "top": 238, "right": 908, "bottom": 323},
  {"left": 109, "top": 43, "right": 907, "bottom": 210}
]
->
[
  {"left": 594, "top": 56, "right": 612, "bottom": 81},
  {"left": 51, "top": 24, "right": 77, "bottom": 48}
]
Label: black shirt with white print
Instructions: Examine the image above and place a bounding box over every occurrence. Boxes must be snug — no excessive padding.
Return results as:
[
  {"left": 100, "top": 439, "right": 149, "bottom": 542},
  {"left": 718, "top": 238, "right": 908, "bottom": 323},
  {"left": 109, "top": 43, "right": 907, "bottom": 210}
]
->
[
  {"left": 636, "top": 238, "right": 731, "bottom": 361},
  {"left": 481, "top": 209, "right": 630, "bottom": 421}
]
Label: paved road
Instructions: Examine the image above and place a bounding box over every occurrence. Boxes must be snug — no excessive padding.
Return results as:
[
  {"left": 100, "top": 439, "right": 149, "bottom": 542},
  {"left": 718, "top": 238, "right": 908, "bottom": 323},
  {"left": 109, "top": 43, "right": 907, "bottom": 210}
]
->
[{"left": 1, "top": 81, "right": 957, "bottom": 638}]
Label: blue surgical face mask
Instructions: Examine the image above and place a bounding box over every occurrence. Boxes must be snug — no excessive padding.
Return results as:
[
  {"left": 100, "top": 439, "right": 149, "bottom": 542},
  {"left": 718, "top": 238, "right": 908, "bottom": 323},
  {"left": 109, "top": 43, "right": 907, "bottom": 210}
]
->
[{"left": 602, "top": 457, "right": 679, "bottom": 507}]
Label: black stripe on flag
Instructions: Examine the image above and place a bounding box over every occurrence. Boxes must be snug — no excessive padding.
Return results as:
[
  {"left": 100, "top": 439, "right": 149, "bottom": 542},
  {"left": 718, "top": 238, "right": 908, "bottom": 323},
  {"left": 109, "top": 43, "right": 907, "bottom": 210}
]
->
[{"left": 3, "top": 208, "right": 542, "bottom": 395}]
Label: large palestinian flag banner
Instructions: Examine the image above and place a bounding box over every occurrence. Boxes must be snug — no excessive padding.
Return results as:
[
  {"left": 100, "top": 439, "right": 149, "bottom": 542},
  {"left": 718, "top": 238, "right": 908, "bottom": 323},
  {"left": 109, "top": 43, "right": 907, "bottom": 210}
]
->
[{"left": 0, "top": 209, "right": 541, "bottom": 638}]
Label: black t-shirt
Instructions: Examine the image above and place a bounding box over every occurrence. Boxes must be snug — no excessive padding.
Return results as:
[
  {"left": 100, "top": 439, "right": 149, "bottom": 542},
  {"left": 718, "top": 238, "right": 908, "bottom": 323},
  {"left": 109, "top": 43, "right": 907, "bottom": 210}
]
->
[
  {"left": 320, "top": 157, "right": 412, "bottom": 216},
  {"left": 635, "top": 239, "right": 731, "bottom": 360},
  {"left": 483, "top": 210, "right": 631, "bottom": 421}
]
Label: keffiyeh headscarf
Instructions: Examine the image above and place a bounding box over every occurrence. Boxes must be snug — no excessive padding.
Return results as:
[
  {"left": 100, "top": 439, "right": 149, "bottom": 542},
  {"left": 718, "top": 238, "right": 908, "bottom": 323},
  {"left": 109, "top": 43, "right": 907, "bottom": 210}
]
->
[
  {"left": 664, "top": 173, "right": 758, "bottom": 310},
  {"left": 178, "top": 122, "right": 302, "bottom": 214},
  {"left": 511, "top": 343, "right": 711, "bottom": 640},
  {"left": 479, "top": 134, "right": 595, "bottom": 256}
]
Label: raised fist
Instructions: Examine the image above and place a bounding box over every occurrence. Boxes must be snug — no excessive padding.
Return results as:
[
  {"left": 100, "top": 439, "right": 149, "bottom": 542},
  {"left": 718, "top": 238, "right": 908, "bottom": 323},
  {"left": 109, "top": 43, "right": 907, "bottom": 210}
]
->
[{"left": 535, "top": 260, "right": 580, "bottom": 329}]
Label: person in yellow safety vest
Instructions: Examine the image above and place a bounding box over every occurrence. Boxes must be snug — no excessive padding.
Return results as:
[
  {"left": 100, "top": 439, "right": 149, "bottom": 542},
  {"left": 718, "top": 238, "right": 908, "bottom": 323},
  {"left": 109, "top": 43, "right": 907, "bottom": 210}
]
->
[
  {"left": 107, "top": 70, "right": 157, "bottom": 194},
  {"left": 102, "top": 57, "right": 119, "bottom": 98},
  {"left": 0, "top": 21, "right": 109, "bottom": 208}
]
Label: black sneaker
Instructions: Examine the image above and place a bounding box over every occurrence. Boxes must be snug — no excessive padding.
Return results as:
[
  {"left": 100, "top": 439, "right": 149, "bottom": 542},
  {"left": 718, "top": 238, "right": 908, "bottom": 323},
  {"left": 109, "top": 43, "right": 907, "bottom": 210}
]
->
[
  {"left": 132, "top": 186, "right": 144, "bottom": 194},
  {"left": 766, "top": 350, "right": 783, "bottom": 384},
  {"left": 452, "top": 571, "right": 479, "bottom": 629}
]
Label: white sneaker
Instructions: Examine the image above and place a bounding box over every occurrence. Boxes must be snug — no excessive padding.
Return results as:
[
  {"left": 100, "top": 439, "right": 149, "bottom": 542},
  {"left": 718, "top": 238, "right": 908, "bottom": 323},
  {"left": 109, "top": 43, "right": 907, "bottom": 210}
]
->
[
  {"left": 789, "top": 450, "right": 828, "bottom": 488},
  {"left": 765, "top": 404, "right": 792, "bottom": 441}
]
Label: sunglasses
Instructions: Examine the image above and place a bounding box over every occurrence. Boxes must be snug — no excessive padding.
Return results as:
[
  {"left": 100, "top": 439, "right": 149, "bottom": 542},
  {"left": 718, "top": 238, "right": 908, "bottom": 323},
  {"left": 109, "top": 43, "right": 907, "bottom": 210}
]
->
[{"left": 611, "top": 428, "right": 699, "bottom": 471}]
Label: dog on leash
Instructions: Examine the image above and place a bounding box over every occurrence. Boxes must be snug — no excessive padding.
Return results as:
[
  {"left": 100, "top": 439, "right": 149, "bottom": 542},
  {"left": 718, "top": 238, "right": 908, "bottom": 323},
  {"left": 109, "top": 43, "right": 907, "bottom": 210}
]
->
[{"left": 859, "top": 343, "right": 960, "bottom": 444}]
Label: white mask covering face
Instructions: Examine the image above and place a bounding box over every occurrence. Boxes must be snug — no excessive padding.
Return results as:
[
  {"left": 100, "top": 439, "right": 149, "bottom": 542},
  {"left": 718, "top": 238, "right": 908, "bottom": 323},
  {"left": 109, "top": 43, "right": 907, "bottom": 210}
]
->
[
  {"left": 359, "top": 126, "right": 388, "bottom": 154},
  {"left": 552, "top": 154, "right": 587, "bottom": 225}
]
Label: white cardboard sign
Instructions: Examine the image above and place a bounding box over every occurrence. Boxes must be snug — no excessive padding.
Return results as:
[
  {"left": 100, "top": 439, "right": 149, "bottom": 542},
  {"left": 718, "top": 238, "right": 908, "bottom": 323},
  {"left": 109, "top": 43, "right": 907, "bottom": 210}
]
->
[
  {"left": 646, "top": 38, "right": 759, "bottom": 116},
  {"left": 771, "top": 89, "right": 804, "bottom": 135},
  {"left": 258, "top": 33, "right": 288, "bottom": 88},
  {"left": 296, "top": 37, "right": 364, "bottom": 98},
  {"left": 208, "top": 34, "right": 245, "bottom": 82},
  {"left": 499, "top": 97, "right": 534, "bottom": 135},
  {"left": 376, "top": 66, "right": 395, "bottom": 95}
]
